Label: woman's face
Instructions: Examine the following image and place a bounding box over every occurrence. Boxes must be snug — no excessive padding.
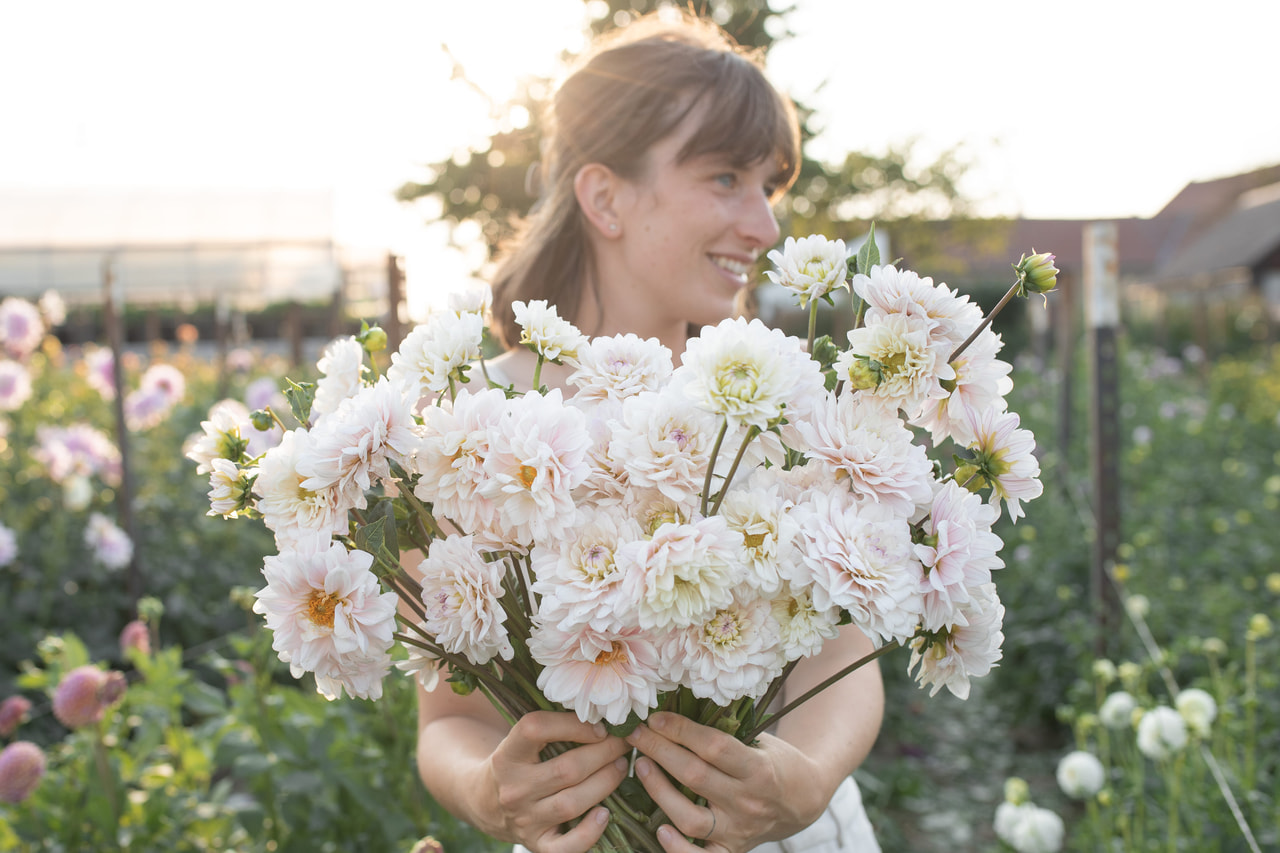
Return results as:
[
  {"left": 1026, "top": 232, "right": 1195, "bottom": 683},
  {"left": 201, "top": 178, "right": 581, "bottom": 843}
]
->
[{"left": 607, "top": 110, "right": 784, "bottom": 336}]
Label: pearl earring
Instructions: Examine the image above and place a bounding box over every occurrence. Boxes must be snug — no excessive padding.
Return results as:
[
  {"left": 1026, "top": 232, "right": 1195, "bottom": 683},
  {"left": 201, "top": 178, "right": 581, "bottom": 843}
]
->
[{"left": 608, "top": 222, "right": 618, "bottom": 232}]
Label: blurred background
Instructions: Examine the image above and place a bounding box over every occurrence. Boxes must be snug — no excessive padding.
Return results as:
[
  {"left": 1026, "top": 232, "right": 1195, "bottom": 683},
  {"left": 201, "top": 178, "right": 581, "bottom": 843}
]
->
[{"left": 2, "top": 2, "right": 1278, "bottom": 851}]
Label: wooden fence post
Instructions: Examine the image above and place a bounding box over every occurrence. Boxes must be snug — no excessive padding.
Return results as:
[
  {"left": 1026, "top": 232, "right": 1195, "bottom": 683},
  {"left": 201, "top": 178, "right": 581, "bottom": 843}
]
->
[
  {"left": 386, "top": 252, "right": 405, "bottom": 353},
  {"left": 101, "top": 257, "right": 143, "bottom": 605},
  {"left": 1085, "top": 222, "right": 1123, "bottom": 658}
]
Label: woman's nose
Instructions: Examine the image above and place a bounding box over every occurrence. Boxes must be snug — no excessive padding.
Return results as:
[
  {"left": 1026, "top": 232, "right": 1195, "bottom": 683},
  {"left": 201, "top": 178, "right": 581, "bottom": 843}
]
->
[{"left": 739, "top": 188, "right": 781, "bottom": 248}]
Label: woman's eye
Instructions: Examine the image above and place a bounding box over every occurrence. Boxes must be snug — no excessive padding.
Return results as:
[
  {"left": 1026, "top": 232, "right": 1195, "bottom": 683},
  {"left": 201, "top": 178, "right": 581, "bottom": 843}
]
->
[{"left": 715, "top": 173, "right": 738, "bottom": 188}]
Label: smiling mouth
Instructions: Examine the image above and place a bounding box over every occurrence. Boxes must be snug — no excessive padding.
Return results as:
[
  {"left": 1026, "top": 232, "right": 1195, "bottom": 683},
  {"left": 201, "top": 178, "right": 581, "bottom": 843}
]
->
[{"left": 710, "top": 254, "right": 752, "bottom": 283}]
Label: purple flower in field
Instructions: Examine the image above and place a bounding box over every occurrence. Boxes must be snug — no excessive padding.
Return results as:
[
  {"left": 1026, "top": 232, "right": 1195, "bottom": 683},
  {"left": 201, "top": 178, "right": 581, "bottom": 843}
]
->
[
  {"left": 0, "top": 298, "right": 45, "bottom": 360},
  {"left": 0, "top": 695, "right": 32, "bottom": 736},
  {"left": 52, "top": 666, "right": 126, "bottom": 729},
  {"left": 85, "top": 512, "right": 133, "bottom": 571},
  {"left": 0, "top": 741, "right": 46, "bottom": 803},
  {"left": 119, "top": 620, "right": 151, "bottom": 658},
  {"left": 0, "top": 360, "right": 33, "bottom": 412},
  {"left": 84, "top": 347, "right": 117, "bottom": 401},
  {"left": 139, "top": 363, "right": 186, "bottom": 406}
]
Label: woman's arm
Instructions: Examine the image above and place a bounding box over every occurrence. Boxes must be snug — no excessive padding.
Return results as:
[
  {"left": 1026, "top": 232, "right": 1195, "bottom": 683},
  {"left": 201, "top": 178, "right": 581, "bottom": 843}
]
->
[{"left": 623, "top": 624, "right": 884, "bottom": 853}]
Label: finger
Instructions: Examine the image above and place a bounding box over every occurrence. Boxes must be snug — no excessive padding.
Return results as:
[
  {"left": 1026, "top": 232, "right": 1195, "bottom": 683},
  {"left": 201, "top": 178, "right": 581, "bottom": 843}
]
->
[
  {"left": 507, "top": 711, "right": 612, "bottom": 763},
  {"left": 655, "top": 823, "right": 723, "bottom": 853},
  {"left": 535, "top": 806, "right": 612, "bottom": 853},
  {"left": 531, "top": 753, "right": 630, "bottom": 826},
  {"left": 642, "top": 713, "right": 756, "bottom": 778},
  {"left": 506, "top": 737, "right": 630, "bottom": 807},
  {"left": 632, "top": 756, "right": 718, "bottom": 840}
]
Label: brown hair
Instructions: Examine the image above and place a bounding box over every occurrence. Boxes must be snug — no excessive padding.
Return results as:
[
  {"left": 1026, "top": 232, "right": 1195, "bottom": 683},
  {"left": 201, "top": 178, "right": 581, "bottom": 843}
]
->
[{"left": 489, "top": 11, "right": 801, "bottom": 348}]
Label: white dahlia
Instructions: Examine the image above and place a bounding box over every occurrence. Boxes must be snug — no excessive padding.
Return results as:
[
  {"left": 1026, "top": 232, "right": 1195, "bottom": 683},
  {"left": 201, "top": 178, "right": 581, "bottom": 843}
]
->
[
  {"left": 568, "top": 333, "right": 673, "bottom": 402},
  {"left": 907, "top": 581, "right": 1004, "bottom": 699},
  {"left": 610, "top": 390, "right": 720, "bottom": 505},
  {"left": 658, "top": 592, "right": 783, "bottom": 705},
  {"left": 413, "top": 387, "right": 508, "bottom": 537},
  {"left": 388, "top": 310, "right": 486, "bottom": 402},
  {"left": 254, "top": 429, "right": 350, "bottom": 546},
  {"left": 914, "top": 480, "right": 1005, "bottom": 631},
  {"left": 416, "top": 534, "right": 513, "bottom": 665},
  {"left": 617, "top": 516, "right": 744, "bottom": 631},
  {"left": 965, "top": 408, "right": 1043, "bottom": 523},
  {"left": 910, "top": 329, "right": 1013, "bottom": 446},
  {"left": 853, "top": 264, "right": 982, "bottom": 351},
  {"left": 512, "top": 299, "right": 587, "bottom": 364},
  {"left": 310, "top": 336, "right": 367, "bottom": 421},
  {"left": 764, "top": 234, "right": 849, "bottom": 308},
  {"left": 529, "top": 621, "right": 664, "bottom": 725},
  {"left": 530, "top": 508, "right": 644, "bottom": 633},
  {"left": 716, "top": 480, "right": 799, "bottom": 596},
  {"left": 771, "top": 582, "right": 841, "bottom": 661},
  {"left": 839, "top": 312, "right": 954, "bottom": 417}
]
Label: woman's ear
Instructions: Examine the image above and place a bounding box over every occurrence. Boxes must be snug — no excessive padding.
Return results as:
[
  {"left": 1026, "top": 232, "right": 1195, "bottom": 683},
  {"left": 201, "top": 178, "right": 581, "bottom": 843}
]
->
[{"left": 574, "top": 163, "right": 625, "bottom": 238}]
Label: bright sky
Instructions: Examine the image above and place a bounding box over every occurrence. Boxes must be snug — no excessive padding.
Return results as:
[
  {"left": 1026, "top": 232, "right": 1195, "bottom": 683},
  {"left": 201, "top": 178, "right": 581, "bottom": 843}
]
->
[{"left": 1, "top": 0, "right": 1277, "bottom": 310}]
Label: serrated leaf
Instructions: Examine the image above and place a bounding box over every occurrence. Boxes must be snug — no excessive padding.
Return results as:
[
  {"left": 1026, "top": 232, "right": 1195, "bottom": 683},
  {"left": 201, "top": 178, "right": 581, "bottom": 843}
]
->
[
  {"left": 855, "top": 222, "right": 880, "bottom": 274},
  {"left": 376, "top": 499, "right": 399, "bottom": 562},
  {"left": 355, "top": 516, "right": 387, "bottom": 562},
  {"left": 283, "top": 378, "right": 316, "bottom": 427}
]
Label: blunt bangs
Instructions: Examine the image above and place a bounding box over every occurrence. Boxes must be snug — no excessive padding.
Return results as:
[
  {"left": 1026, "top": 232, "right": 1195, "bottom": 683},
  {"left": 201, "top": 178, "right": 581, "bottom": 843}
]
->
[{"left": 676, "top": 52, "right": 800, "bottom": 192}]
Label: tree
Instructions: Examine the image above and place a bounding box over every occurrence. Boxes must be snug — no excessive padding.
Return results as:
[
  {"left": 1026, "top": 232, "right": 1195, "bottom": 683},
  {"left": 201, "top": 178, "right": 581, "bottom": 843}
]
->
[{"left": 397, "top": 0, "right": 983, "bottom": 282}]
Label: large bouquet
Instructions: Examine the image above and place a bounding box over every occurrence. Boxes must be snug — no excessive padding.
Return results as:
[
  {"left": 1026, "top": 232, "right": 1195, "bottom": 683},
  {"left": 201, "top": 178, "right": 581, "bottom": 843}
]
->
[{"left": 191, "top": 233, "right": 1056, "bottom": 851}]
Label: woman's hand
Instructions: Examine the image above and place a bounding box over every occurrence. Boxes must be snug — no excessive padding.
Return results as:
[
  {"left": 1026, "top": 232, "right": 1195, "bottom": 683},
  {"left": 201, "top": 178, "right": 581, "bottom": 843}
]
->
[
  {"left": 479, "top": 710, "right": 632, "bottom": 853},
  {"left": 623, "top": 712, "right": 837, "bottom": 853}
]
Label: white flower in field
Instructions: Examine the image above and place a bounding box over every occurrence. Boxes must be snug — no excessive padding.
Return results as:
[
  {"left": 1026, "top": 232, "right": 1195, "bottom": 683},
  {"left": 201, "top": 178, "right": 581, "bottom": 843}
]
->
[
  {"left": 907, "top": 581, "right": 1004, "bottom": 699},
  {"left": 914, "top": 480, "right": 1005, "bottom": 631},
  {"left": 478, "top": 389, "right": 592, "bottom": 547},
  {"left": 611, "top": 390, "right": 719, "bottom": 506},
  {"left": 254, "top": 429, "right": 350, "bottom": 546},
  {"left": 658, "top": 592, "right": 783, "bottom": 705},
  {"left": 253, "top": 540, "right": 398, "bottom": 683},
  {"left": 678, "top": 316, "right": 824, "bottom": 431},
  {"left": 626, "top": 487, "right": 699, "bottom": 537},
  {"left": 1175, "top": 687, "right": 1217, "bottom": 737},
  {"left": 414, "top": 386, "right": 508, "bottom": 537},
  {"left": 416, "top": 534, "right": 513, "bottom": 665},
  {"left": 38, "top": 290, "right": 66, "bottom": 327},
  {"left": 617, "top": 516, "right": 744, "bottom": 632},
  {"left": 764, "top": 234, "right": 849, "bottom": 308},
  {"left": 717, "top": 480, "right": 799, "bottom": 596},
  {"left": 771, "top": 581, "right": 841, "bottom": 661},
  {"left": 388, "top": 310, "right": 486, "bottom": 401},
  {"left": 139, "top": 363, "right": 186, "bottom": 406},
  {"left": 994, "top": 801, "right": 1033, "bottom": 845},
  {"left": 965, "top": 408, "right": 1043, "bottom": 523},
  {"left": 313, "top": 649, "right": 394, "bottom": 701},
  {"left": 0, "top": 522, "right": 17, "bottom": 568},
  {"left": 512, "top": 299, "right": 587, "bottom": 364},
  {"left": 789, "top": 488, "right": 924, "bottom": 645},
  {"left": 568, "top": 333, "right": 673, "bottom": 402},
  {"left": 0, "top": 298, "right": 45, "bottom": 360},
  {"left": 529, "top": 620, "right": 664, "bottom": 725},
  {"left": 84, "top": 348, "right": 116, "bottom": 401},
  {"left": 59, "top": 474, "right": 91, "bottom": 511},
  {"left": 186, "top": 399, "right": 250, "bottom": 475},
  {"left": 207, "top": 458, "right": 254, "bottom": 518},
  {"left": 85, "top": 512, "right": 133, "bottom": 570},
  {"left": 297, "top": 378, "right": 419, "bottom": 511},
  {"left": 910, "top": 329, "right": 1013, "bottom": 445},
  {"left": 1055, "top": 750, "right": 1105, "bottom": 799},
  {"left": 569, "top": 397, "right": 631, "bottom": 503},
  {"left": 124, "top": 387, "right": 174, "bottom": 431},
  {"left": 854, "top": 264, "right": 983, "bottom": 351},
  {"left": 0, "top": 360, "right": 32, "bottom": 412},
  {"left": 395, "top": 623, "right": 442, "bottom": 692},
  {"left": 310, "top": 336, "right": 366, "bottom": 421},
  {"left": 1136, "top": 705, "right": 1188, "bottom": 760},
  {"left": 796, "top": 392, "right": 934, "bottom": 518},
  {"left": 839, "top": 312, "right": 954, "bottom": 417},
  {"left": 530, "top": 508, "right": 644, "bottom": 633},
  {"left": 1006, "top": 805, "right": 1064, "bottom": 853}
]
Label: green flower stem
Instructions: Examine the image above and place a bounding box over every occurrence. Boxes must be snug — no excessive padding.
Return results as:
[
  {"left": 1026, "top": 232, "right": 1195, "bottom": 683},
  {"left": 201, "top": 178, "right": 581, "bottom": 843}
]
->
[
  {"left": 747, "top": 659, "right": 800, "bottom": 737},
  {"left": 949, "top": 277, "right": 1021, "bottom": 363},
  {"left": 93, "top": 721, "right": 122, "bottom": 834},
  {"left": 394, "top": 630, "right": 531, "bottom": 717},
  {"left": 700, "top": 420, "right": 729, "bottom": 518},
  {"left": 532, "top": 353, "right": 545, "bottom": 391},
  {"left": 708, "top": 425, "right": 760, "bottom": 517},
  {"left": 806, "top": 301, "right": 819, "bottom": 356},
  {"left": 1167, "top": 753, "right": 1184, "bottom": 853},
  {"left": 263, "top": 405, "right": 291, "bottom": 433},
  {"left": 1244, "top": 633, "right": 1258, "bottom": 789},
  {"left": 743, "top": 641, "right": 899, "bottom": 741}
]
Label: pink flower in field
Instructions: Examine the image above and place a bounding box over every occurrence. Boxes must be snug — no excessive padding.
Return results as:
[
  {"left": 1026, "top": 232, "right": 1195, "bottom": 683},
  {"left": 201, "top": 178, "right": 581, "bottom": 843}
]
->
[
  {"left": 914, "top": 480, "right": 1005, "bottom": 631},
  {"left": 85, "top": 512, "right": 133, "bottom": 570},
  {"left": 529, "top": 619, "right": 664, "bottom": 725},
  {"left": 84, "top": 347, "right": 117, "bottom": 400},
  {"left": 0, "top": 298, "right": 45, "bottom": 360},
  {"left": 124, "top": 387, "right": 173, "bottom": 430},
  {"left": 416, "top": 534, "right": 512, "bottom": 665},
  {"left": 414, "top": 386, "right": 508, "bottom": 539},
  {"left": 0, "top": 695, "right": 32, "bottom": 736},
  {"left": 34, "top": 424, "right": 121, "bottom": 484},
  {"left": 52, "top": 666, "right": 126, "bottom": 729},
  {"left": 139, "top": 363, "right": 186, "bottom": 406},
  {"left": 0, "top": 360, "right": 33, "bottom": 412},
  {"left": 0, "top": 741, "right": 46, "bottom": 803},
  {"left": 119, "top": 620, "right": 151, "bottom": 657}
]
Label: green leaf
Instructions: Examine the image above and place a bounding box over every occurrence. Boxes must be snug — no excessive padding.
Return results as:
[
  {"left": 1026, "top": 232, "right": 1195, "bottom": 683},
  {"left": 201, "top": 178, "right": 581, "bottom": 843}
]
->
[
  {"left": 355, "top": 516, "right": 387, "bottom": 563},
  {"left": 377, "top": 499, "right": 399, "bottom": 562},
  {"left": 283, "top": 378, "right": 316, "bottom": 427},
  {"left": 855, "top": 222, "right": 880, "bottom": 274}
]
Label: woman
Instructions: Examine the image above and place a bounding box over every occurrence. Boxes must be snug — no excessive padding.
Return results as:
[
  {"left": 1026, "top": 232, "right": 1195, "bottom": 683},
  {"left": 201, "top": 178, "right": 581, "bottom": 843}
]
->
[{"left": 414, "top": 12, "right": 884, "bottom": 853}]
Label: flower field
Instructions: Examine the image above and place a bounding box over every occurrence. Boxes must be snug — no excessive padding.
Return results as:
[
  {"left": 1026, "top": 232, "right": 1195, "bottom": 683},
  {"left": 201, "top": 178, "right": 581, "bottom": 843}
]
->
[{"left": 1, "top": 291, "right": 1277, "bottom": 851}]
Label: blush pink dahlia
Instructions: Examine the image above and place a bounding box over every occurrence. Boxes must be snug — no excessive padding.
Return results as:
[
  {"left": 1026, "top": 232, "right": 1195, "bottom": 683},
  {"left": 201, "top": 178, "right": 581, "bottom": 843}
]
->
[
  {"left": 0, "top": 741, "right": 46, "bottom": 803},
  {"left": 52, "top": 666, "right": 127, "bottom": 729},
  {"left": 529, "top": 621, "right": 664, "bottom": 725}
]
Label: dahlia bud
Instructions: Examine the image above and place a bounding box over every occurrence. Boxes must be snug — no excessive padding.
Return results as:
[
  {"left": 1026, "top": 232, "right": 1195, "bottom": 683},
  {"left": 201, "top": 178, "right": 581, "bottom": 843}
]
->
[
  {"left": 842, "top": 354, "right": 881, "bottom": 391},
  {"left": 1014, "top": 251, "right": 1059, "bottom": 296},
  {"left": 0, "top": 741, "right": 46, "bottom": 803},
  {"left": 1003, "top": 776, "right": 1031, "bottom": 806},
  {"left": 1247, "top": 613, "right": 1273, "bottom": 640},
  {"left": 119, "top": 620, "right": 151, "bottom": 658},
  {"left": 358, "top": 323, "right": 388, "bottom": 354},
  {"left": 249, "top": 409, "right": 275, "bottom": 432},
  {"left": 52, "top": 665, "right": 125, "bottom": 729},
  {"left": 0, "top": 696, "right": 32, "bottom": 737},
  {"left": 409, "top": 837, "right": 445, "bottom": 853}
]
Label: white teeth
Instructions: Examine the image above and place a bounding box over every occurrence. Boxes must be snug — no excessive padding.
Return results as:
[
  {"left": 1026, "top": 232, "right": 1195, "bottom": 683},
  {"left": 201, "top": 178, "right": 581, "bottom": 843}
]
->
[{"left": 711, "top": 255, "right": 751, "bottom": 278}]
